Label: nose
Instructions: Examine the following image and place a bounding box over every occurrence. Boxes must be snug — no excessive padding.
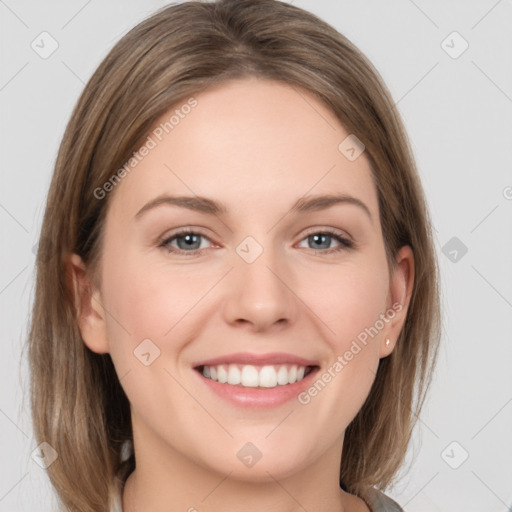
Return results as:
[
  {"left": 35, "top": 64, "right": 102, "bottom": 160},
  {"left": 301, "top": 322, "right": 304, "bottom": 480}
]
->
[{"left": 222, "top": 244, "right": 298, "bottom": 333}]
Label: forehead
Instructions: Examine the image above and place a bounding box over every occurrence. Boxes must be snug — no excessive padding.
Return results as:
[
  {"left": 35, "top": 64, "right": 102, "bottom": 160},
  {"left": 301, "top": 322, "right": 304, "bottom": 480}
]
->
[{"left": 106, "top": 78, "right": 378, "bottom": 224}]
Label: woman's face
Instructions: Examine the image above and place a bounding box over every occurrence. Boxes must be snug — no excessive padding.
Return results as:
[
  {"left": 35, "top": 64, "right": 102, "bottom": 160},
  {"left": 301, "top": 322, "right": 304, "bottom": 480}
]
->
[{"left": 74, "top": 77, "right": 413, "bottom": 482}]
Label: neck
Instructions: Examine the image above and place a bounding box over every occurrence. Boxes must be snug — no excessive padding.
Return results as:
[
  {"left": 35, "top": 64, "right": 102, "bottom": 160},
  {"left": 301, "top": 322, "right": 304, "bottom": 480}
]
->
[{"left": 121, "top": 427, "right": 369, "bottom": 512}]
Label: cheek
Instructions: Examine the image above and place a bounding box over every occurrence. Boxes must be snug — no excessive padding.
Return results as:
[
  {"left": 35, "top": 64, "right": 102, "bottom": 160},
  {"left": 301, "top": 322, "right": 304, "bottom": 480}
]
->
[
  {"left": 99, "top": 253, "right": 207, "bottom": 414},
  {"left": 300, "top": 259, "right": 389, "bottom": 349},
  {"left": 101, "top": 247, "right": 210, "bottom": 343},
  {"left": 295, "top": 260, "right": 388, "bottom": 415}
]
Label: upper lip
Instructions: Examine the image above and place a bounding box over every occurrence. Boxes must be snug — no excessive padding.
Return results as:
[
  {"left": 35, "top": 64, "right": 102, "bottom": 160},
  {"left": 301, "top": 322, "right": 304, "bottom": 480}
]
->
[{"left": 193, "top": 352, "right": 319, "bottom": 368}]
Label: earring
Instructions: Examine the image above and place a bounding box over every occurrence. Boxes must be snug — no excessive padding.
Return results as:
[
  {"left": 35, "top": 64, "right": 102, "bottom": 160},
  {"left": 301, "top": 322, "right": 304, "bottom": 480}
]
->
[{"left": 385, "top": 338, "right": 391, "bottom": 347}]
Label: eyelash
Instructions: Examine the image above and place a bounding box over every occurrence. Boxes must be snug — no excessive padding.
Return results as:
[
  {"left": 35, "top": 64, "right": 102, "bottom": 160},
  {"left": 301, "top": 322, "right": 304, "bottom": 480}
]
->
[{"left": 158, "top": 227, "right": 354, "bottom": 256}]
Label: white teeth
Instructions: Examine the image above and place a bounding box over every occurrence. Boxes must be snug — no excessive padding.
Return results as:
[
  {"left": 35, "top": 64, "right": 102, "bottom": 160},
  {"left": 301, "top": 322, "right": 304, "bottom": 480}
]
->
[
  {"left": 240, "top": 365, "right": 259, "bottom": 387},
  {"left": 259, "top": 365, "right": 277, "bottom": 388},
  {"left": 277, "top": 365, "right": 289, "bottom": 385},
  {"left": 288, "top": 365, "right": 297, "bottom": 384},
  {"left": 227, "top": 364, "right": 241, "bottom": 385},
  {"left": 200, "top": 363, "right": 311, "bottom": 388},
  {"left": 217, "top": 365, "right": 228, "bottom": 383}
]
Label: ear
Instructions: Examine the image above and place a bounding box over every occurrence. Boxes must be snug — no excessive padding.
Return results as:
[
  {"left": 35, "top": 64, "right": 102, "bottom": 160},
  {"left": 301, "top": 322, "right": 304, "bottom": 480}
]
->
[
  {"left": 67, "top": 253, "right": 110, "bottom": 354},
  {"left": 379, "top": 245, "right": 414, "bottom": 358}
]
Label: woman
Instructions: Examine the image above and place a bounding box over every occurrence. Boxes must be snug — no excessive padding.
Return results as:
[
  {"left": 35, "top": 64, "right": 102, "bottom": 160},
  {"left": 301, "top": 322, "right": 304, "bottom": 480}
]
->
[{"left": 28, "top": 1, "right": 441, "bottom": 511}]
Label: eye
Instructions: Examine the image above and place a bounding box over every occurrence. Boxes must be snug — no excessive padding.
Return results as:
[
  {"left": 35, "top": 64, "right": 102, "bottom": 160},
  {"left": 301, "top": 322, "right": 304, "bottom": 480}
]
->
[
  {"left": 158, "top": 227, "right": 354, "bottom": 256},
  {"left": 297, "top": 229, "right": 354, "bottom": 254},
  {"left": 159, "top": 228, "right": 213, "bottom": 254}
]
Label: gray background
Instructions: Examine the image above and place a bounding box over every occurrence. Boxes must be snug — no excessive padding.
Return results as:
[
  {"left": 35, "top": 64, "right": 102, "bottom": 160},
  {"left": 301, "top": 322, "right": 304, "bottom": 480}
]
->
[{"left": 1, "top": 0, "right": 511, "bottom": 510}]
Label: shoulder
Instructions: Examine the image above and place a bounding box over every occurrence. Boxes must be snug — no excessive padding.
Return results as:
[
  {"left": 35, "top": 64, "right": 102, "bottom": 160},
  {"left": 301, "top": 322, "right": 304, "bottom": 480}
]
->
[{"left": 362, "top": 487, "right": 404, "bottom": 512}]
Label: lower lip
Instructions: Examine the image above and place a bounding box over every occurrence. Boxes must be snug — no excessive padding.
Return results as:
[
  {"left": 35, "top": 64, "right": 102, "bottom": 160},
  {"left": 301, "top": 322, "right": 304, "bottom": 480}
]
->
[{"left": 194, "top": 367, "right": 319, "bottom": 409}]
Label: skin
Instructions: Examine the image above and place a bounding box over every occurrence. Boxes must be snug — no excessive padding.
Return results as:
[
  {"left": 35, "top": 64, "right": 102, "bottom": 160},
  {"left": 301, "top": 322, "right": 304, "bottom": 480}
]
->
[{"left": 70, "top": 77, "right": 414, "bottom": 512}]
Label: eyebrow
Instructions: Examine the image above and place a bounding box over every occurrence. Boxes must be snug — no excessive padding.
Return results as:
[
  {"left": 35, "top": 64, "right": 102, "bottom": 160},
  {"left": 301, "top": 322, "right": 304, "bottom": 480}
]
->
[{"left": 134, "top": 193, "right": 373, "bottom": 223}]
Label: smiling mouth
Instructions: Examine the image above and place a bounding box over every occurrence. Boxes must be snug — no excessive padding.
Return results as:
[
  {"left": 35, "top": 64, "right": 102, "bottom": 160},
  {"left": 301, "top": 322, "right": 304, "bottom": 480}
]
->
[{"left": 195, "top": 363, "right": 319, "bottom": 389}]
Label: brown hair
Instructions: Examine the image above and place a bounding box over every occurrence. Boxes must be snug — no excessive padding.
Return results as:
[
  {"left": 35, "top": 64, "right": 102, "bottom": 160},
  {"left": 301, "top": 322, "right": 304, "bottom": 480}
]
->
[{"left": 27, "top": 0, "right": 441, "bottom": 510}]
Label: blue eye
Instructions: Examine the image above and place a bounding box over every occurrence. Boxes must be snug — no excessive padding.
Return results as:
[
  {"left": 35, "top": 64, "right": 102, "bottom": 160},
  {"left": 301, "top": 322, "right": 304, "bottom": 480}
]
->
[
  {"left": 298, "top": 230, "right": 354, "bottom": 253},
  {"left": 159, "top": 228, "right": 354, "bottom": 255},
  {"left": 159, "top": 228, "right": 210, "bottom": 253}
]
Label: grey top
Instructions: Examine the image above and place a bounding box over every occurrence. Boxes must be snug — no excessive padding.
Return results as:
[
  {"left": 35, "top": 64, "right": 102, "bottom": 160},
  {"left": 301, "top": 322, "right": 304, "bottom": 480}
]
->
[
  {"left": 362, "top": 487, "right": 404, "bottom": 511},
  {"left": 110, "top": 482, "right": 403, "bottom": 512}
]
